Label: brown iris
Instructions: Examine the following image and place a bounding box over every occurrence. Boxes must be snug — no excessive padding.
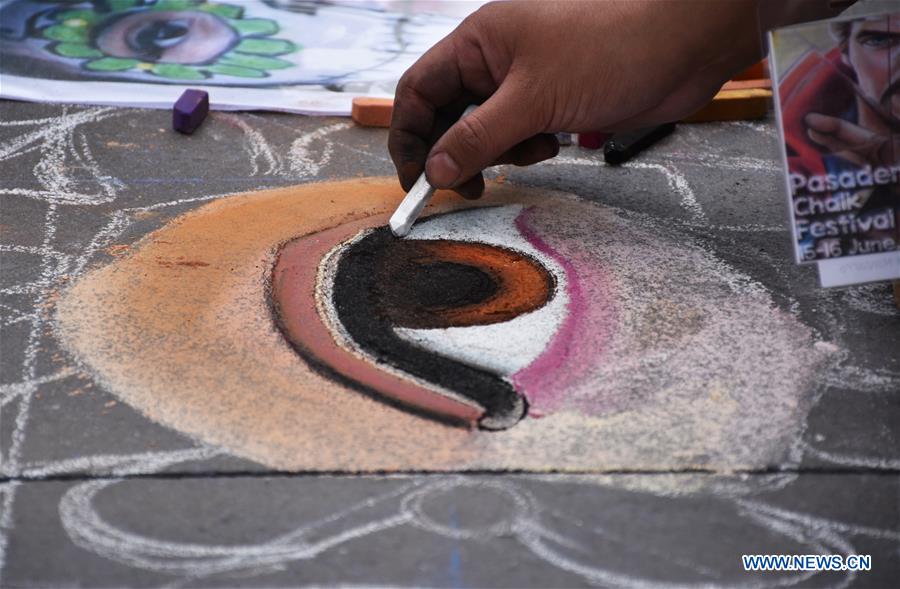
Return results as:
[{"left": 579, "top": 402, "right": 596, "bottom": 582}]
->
[{"left": 373, "top": 240, "right": 554, "bottom": 329}]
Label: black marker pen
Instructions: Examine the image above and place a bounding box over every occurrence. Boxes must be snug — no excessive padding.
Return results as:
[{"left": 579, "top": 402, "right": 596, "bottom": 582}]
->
[{"left": 604, "top": 122, "right": 677, "bottom": 165}]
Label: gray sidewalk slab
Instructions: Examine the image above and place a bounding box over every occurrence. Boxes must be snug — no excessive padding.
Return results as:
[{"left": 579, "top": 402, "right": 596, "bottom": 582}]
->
[
  {"left": 1, "top": 101, "right": 898, "bottom": 587},
  {"left": 3, "top": 474, "right": 899, "bottom": 588}
]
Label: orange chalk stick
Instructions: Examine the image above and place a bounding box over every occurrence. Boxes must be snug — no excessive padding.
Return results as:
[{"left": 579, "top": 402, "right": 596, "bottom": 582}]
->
[
  {"left": 682, "top": 88, "right": 772, "bottom": 123},
  {"left": 351, "top": 97, "right": 394, "bottom": 128}
]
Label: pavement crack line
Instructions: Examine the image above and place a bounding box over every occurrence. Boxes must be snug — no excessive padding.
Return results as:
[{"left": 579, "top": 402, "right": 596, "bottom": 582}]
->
[{"left": 1, "top": 466, "right": 898, "bottom": 484}]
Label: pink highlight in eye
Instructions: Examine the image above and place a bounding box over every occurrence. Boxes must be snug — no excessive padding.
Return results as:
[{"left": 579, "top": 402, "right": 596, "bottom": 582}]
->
[{"left": 512, "top": 208, "right": 616, "bottom": 415}]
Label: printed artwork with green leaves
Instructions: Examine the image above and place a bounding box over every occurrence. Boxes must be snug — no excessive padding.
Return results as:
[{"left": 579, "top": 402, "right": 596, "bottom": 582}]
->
[
  {"left": 38, "top": 0, "right": 300, "bottom": 80},
  {"left": 2, "top": 0, "right": 459, "bottom": 111}
]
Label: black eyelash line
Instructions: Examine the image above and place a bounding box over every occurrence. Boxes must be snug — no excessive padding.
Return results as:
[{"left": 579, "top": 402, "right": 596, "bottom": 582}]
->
[{"left": 331, "top": 226, "right": 530, "bottom": 431}]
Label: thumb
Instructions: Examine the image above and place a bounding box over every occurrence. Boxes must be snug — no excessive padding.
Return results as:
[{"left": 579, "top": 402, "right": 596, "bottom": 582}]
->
[{"left": 425, "top": 80, "right": 543, "bottom": 189}]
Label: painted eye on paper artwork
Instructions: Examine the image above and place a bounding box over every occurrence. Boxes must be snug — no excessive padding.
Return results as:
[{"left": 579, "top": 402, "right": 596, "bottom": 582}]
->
[
  {"left": 127, "top": 18, "right": 192, "bottom": 54},
  {"left": 272, "top": 206, "right": 572, "bottom": 431},
  {"left": 14, "top": 1, "right": 298, "bottom": 81},
  {"left": 96, "top": 11, "right": 238, "bottom": 64}
]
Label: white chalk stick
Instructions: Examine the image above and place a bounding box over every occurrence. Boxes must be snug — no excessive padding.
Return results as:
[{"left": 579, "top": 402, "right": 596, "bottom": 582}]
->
[
  {"left": 389, "top": 105, "right": 478, "bottom": 238},
  {"left": 389, "top": 173, "right": 435, "bottom": 237}
]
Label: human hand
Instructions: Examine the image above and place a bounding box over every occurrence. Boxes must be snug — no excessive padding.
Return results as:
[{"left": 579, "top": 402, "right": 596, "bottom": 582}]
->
[
  {"left": 805, "top": 112, "right": 899, "bottom": 169},
  {"left": 388, "top": 0, "right": 766, "bottom": 198}
]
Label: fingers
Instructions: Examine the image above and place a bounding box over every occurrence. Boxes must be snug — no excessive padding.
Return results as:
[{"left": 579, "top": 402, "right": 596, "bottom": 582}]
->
[
  {"left": 806, "top": 129, "right": 853, "bottom": 155},
  {"left": 805, "top": 112, "right": 879, "bottom": 148},
  {"left": 431, "top": 134, "right": 556, "bottom": 200},
  {"left": 388, "top": 129, "right": 427, "bottom": 193},
  {"left": 388, "top": 36, "right": 462, "bottom": 191},
  {"left": 453, "top": 134, "right": 557, "bottom": 201},
  {"left": 389, "top": 96, "right": 478, "bottom": 191},
  {"left": 425, "top": 78, "right": 545, "bottom": 190},
  {"left": 389, "top": 5, "right": 547, "bottom": 200},
  {"left": 389, "top": 18, "right": 498, "bottom": 192},
  {"left": 805, "top": 113, "right": 884, "bottom": 168},
  {"left": 456, "top": 173, "right": 485, "bottom": 200},
  {"left": 493, "top": 134, "right": 560, "bottom": 167}
]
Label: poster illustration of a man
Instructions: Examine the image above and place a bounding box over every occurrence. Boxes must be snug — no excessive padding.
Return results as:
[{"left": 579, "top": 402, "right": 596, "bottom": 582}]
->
[{"left": 776, "top": 12, "right": 899, "bottom": 261}]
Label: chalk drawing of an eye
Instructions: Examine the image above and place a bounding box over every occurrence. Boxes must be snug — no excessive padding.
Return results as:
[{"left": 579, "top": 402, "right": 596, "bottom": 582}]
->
[
  {"left": 56, "top": 178, "right": 828, "bottom": 471},
  {"left": 274, "top": 206, "right": 572, "bottom": 430}
]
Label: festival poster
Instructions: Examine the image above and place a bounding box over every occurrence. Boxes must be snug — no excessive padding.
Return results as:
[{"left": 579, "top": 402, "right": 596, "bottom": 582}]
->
[
  {"left": 0, "top": 0, "right": 481, "bottom": 114},
  {"left": 769, "top": 9, "right": 899, "bottom": 276}
]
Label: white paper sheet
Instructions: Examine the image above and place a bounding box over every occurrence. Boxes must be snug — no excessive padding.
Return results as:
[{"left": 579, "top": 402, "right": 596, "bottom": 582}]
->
[{"left": 0, "top": 0, "right": 483, "bottom": 114}]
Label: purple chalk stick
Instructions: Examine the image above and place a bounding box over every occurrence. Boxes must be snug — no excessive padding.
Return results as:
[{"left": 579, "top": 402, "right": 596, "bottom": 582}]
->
[{"left": 173, "top": 89, "right": 209, "bottom": 134}]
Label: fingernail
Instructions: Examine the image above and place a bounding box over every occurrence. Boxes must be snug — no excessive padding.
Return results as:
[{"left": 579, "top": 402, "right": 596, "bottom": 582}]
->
[{"left": 425, "top": 152, "right": 461, "bottom": 188}]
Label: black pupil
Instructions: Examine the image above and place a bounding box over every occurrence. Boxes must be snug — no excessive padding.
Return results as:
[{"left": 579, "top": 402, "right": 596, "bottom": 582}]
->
[
  {"left": 130, "top": 20, "right": 189, "bottom": 57},
  {"left": 400, "top": 262, "right": 498, "bottom": 310}
]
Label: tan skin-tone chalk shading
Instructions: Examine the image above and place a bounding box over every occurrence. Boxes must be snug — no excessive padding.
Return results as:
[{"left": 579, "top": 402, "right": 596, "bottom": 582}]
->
[
  {"left": 57, "top": 179, "right": 497, "bottom": 470},
  {"left": 57, "top": 178, "right": 827, "bottom": 473}
]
